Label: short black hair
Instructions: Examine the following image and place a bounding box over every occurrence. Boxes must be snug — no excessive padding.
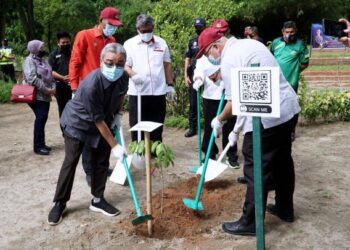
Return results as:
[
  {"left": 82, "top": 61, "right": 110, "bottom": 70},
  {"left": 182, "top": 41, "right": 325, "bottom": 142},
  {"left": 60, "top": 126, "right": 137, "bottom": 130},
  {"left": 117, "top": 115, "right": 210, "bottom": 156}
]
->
[
  {"left": 250, "top": 26, "right": 259, "bottom": 35},
  {"left": 283, "top": 21, "right": 297, "bottom": 29},
  {"left": 56, "top": 31, "right": 71, "bottom": 41}
]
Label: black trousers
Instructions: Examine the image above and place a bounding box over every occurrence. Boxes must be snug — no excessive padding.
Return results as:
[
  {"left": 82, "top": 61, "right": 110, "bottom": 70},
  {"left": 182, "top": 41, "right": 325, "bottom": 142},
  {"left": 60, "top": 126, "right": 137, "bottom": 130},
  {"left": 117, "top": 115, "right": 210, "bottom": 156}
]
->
[
  {"left": 53, "top": 134, "right": 110, "bottom": 202},
  {"left": 240, "top": 116, "right": 295, "bottom": 225},
  {"left": 55, "top": 81, "right": 72, "bottom": 118},
  {"left": 128, "top": 95, "right": 166, "bottom": 142},
  {"left": 0, "top": 64, "right": 16, "bottom": 82},
  {"left": 28, "top": 100, "right": 50, "bottom": 151},
  {"left": 202, "top": 98, "right": 238, "bottom": 161},
  {"left": 187, "top": 71, "right": 197, "bottom": 130}
]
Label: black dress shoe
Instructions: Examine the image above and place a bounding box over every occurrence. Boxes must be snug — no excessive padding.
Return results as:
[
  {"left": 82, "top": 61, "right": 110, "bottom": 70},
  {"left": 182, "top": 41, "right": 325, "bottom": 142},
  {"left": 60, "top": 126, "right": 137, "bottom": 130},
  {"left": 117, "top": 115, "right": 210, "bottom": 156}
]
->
[
  {"left": 184, "top": 129, "right": 196, "bottom": 137},
  {"left": 266, "top": 204, "right": 294, "bottom": 222},
  {"left": 34, "top": 148, "right": 50, "bottom": 155},
  {"left": 237, "top": 176, "right": 247, "bottom": 184},
  {"left": 222, "top": 220, "right": 256, "bottom": 236},
  {"left": 44, "top": 145, "right": 52, "bottom": 151}
]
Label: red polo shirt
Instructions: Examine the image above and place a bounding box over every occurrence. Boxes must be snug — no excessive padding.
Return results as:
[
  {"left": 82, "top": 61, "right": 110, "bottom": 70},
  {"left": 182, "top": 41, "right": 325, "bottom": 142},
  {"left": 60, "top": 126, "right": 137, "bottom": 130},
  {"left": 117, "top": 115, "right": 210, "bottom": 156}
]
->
[{"left": 69, "top": 26, "right": 116, "bottom": 90}]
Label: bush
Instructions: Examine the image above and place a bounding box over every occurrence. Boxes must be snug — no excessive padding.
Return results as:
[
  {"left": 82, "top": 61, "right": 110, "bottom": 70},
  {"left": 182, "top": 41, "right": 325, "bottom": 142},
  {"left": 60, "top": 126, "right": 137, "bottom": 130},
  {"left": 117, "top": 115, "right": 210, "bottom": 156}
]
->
[
  {"left": 298, "top": 78, "right": 350, "bottom": 124},
  {"left": 0, "top": 81, "right": 13, "bottom": 103}
]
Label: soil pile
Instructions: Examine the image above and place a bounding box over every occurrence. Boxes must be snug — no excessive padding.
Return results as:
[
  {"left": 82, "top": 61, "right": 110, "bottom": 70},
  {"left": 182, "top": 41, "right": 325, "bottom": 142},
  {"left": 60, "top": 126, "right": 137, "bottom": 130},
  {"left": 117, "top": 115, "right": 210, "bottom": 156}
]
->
[{"left": 121, "top": 177, "right": 245, "bottom": 239}]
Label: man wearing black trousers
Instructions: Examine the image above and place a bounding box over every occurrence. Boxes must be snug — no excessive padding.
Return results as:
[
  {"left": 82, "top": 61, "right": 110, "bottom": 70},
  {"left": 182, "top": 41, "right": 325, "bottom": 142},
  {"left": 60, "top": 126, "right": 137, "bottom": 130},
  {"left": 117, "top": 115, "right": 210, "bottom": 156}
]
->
[
  {"left": 183, "top": 17, "right": 206, "bottom": 137},
  {"left": 49, "top": 32, "right": 72, "bottom": 119}
]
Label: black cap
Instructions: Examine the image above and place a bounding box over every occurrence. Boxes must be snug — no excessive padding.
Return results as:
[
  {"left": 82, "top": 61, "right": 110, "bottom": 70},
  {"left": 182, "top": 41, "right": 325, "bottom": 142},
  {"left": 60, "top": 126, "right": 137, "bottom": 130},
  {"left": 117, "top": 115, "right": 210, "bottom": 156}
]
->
[{"left": 194, "top": 17, "right": 206, "bottom": 27}]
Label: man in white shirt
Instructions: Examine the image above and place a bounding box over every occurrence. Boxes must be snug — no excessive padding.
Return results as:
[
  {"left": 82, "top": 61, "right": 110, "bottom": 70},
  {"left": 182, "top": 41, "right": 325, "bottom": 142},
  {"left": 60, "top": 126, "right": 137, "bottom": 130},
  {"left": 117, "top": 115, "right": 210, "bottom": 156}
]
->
[
  {"left": 196, "top": 27, "right": 300, "bottom": 236},
  {"left": 124, "top": 14, "right": 175, "bottom": 141}
]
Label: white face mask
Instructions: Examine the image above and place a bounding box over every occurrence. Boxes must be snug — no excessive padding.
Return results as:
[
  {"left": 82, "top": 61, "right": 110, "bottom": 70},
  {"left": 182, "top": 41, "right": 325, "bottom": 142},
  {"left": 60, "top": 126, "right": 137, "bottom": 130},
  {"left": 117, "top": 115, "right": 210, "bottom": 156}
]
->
[{"left": 138, "top": 31, "right": 153, "bottom": 43}]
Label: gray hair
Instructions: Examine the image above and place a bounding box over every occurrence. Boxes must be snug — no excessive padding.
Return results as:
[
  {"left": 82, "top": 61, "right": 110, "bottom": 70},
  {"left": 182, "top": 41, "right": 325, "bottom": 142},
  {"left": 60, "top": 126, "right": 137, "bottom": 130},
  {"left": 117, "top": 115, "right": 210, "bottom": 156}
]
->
[
  {"left": 100, "top": 43, "right": 126, "bottom": 61},
  {"left": 136, "top": 14, "right": 154, "bottom": 29}
]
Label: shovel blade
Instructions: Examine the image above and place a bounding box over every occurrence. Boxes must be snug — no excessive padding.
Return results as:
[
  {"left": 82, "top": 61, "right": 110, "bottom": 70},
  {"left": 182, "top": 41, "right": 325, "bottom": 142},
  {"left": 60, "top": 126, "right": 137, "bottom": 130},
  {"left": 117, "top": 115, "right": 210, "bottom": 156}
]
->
[
  {"left": 196, "top": 159, "right": 229, "bottom": 182},
  {"left": 132, "top": 214, "right": 153, "bottom": 225},
  {"left": 182, "top": 198, "right": 204, "bottom": 211},
  {"left": 109, "top": 155, "right": 132, "bottom": 185}
]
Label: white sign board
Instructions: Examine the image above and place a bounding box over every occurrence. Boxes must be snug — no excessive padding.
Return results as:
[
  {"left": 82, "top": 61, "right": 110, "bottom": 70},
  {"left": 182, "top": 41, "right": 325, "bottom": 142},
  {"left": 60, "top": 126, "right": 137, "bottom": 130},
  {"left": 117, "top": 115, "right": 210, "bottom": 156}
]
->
[
  {"left": 129, "top": 121, "right": 163, "bottom": 132},
  {"left": 231, "top": 67, "right": 280, "bottom": 118}
]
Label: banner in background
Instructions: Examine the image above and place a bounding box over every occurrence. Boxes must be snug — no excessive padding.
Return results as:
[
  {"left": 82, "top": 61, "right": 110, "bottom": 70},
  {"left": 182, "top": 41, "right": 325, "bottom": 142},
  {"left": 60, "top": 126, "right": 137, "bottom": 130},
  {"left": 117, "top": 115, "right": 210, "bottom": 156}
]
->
[{"left": 311, "top": 23, "right": 345, "bottom": 49}]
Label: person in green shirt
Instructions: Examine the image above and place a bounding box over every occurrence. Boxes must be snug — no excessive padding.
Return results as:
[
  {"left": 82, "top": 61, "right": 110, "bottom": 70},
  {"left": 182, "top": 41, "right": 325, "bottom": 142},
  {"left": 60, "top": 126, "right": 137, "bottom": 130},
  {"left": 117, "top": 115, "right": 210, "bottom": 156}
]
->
[
  {"left": 0, "top": 38, "right": 16, "bottom": 82},
  {"left": 271, "top": 21, "right": 309, "bottom": 93},
  {"left": 271, "top": 21, "right": 309, "bottom": 141}
]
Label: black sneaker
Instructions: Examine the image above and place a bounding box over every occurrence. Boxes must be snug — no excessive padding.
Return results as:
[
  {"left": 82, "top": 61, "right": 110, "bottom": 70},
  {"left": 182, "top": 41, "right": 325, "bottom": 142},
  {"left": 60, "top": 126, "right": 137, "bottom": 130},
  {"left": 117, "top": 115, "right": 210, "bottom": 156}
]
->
[
  {"left": 184, "top": 129, "right": 196, "bottom": 137},
  {"left": 48, "top": 202, "right": 66, "bottom": 226},
  {"left": 226, "top": 158, "right": 240, "bottom": 169},
  {"left": 89, "top": 197, "right": 120, "bottom": 217}
]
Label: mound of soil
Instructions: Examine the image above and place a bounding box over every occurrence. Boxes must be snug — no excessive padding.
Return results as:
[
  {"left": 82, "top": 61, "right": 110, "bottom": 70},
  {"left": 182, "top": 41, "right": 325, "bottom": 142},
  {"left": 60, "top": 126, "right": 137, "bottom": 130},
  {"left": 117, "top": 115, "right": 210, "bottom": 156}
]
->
[{"left": 121, "top": 177, "right": 245, "bottom": 240}]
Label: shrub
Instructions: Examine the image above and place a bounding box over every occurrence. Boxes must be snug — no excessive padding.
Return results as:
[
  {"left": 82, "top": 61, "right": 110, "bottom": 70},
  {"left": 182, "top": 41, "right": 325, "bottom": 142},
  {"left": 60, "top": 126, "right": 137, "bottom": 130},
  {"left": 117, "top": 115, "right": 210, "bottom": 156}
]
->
[{"left": 0, "top": 80, "right": 13, "bottom": 103}]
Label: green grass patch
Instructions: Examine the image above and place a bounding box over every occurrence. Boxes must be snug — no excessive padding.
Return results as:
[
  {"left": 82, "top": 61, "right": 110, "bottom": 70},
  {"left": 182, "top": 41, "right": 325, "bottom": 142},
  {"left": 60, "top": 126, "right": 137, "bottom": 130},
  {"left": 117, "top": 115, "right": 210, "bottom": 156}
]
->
[
  {"left": 0, "top": 80, "right": 13, "bottom": 103},
  {"left": 306, "top": 64, "right": 350, "bottom": 71},
  {"left": 310, "top": 51, "right": 350, "bottom": 59}
]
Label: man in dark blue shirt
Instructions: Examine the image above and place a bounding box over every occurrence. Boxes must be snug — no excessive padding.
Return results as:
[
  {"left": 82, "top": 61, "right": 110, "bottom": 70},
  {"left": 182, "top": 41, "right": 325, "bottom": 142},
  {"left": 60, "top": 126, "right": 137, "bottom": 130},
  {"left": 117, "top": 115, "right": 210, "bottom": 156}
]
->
[
  {"left": 48, "top": 43, "right": 128, "bottom": 226},
  {"left": 48, "top": 32, "right": 72, "bottom": 118},
  {"left": 183, "top": 17, "right": 206, "bottom": 137}
]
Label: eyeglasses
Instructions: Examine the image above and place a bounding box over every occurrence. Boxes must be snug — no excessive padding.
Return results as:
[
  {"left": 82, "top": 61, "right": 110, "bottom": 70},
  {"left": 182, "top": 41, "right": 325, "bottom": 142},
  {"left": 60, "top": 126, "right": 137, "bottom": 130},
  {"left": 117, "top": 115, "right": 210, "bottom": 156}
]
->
[
  {"left": 104, "top": 60, "right": 125, "bottom": 68},
  {"left": 138, "top": 28, "right": 154, "bottom": 34}
]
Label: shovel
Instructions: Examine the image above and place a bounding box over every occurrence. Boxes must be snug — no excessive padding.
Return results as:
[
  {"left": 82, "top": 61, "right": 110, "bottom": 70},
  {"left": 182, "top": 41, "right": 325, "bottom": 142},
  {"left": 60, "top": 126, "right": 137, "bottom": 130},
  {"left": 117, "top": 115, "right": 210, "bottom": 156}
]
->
[
  {"left": 196, "top": 142, "right": 231, "bottom": 182},
  {"left": 183, "top": 92, "right": 225, "bottom": 211},
  {"left": 110, "top": 125, "right": 133, "bottom": 185},
  {"left": 190, "top": 89, "right": 202, "bottom": 173},
  {"left": 113, "top": 127, "right": 153, "bottom": 225}
]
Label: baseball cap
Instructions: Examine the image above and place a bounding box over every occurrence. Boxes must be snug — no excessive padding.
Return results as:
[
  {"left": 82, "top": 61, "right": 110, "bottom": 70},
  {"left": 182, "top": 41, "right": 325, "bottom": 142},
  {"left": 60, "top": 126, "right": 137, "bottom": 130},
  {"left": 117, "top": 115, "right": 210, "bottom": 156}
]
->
[
  {"left": 194, "top": 17, "right": 206, "bottom": 27},
  {"left": 100, "top": 7, "right": 123, "bottom": 26},
  {"left": 212, "top": 19, "right": 229, "bottom": 33},
  {"left": 196, "top": 27, "right": 223, "bottom": 59}
]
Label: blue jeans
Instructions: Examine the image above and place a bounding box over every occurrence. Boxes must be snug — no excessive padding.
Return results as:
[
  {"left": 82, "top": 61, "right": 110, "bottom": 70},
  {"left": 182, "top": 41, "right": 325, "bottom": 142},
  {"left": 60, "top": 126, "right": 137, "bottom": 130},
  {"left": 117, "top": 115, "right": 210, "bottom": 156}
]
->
[{"left": 28, "top": 100, "right": 50, "bottom": 151}]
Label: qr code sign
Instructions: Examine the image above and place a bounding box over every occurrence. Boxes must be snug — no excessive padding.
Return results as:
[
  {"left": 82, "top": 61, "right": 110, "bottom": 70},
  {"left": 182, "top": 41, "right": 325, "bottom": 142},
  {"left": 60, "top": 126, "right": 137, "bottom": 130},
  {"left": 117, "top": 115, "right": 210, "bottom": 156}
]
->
[{"left": 239, "top": 70, "right": 272, "bottom": 104}]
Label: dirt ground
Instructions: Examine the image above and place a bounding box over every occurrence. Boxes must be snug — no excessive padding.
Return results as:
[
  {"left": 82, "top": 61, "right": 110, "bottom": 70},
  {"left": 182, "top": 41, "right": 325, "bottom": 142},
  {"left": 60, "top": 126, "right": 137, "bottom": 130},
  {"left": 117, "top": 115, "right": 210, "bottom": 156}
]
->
[{"left": 0, "top": 101, "right": 350, "bottom": 250}]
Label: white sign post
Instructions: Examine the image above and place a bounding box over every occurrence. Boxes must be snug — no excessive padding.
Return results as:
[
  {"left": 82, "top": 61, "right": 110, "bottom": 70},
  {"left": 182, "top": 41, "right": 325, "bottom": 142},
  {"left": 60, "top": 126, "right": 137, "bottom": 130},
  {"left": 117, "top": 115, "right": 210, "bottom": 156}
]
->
[{"left": 231, "top": 66, "right": 280, "bottom": 250}]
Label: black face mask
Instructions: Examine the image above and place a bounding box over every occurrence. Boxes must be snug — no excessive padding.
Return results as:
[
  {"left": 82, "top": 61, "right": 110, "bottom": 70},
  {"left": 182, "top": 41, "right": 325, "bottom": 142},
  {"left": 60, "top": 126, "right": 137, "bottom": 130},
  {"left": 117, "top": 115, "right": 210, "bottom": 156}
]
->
[
  {"left": 196, "top": 28, "right": 203, "bottom": 35},
  {"left": 60, "top": 44, "right": 71, "bottom": 54},
  {"left": 287, "top": 34, "right": 297, "bottom": 43},
  {"left": 37, "top": 50, "right": 47, "bottom": 58}
]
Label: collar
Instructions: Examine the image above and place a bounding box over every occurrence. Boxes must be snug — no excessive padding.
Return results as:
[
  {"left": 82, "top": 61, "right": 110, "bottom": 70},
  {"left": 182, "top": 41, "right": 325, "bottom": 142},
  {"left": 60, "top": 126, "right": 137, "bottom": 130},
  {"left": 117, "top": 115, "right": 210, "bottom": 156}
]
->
[{"left": 93, "top": 25, "right": 104, "bottom": 38}]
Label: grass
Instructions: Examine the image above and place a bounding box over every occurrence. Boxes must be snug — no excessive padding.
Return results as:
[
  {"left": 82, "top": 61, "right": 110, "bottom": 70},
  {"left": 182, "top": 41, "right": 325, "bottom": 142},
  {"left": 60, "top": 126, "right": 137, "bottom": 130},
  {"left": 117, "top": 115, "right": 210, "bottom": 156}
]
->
[
  {"left": 0, "top": 80, "right": 13, "bottom": 103},
  {"left": 305, "top": 64, "right": 350, "bottom": 72}
]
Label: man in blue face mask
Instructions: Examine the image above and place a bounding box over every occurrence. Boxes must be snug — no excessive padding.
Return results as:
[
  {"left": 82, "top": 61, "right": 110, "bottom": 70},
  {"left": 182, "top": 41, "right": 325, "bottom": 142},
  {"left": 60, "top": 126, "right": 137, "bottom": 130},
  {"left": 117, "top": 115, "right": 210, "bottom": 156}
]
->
[
  {"left": 69, "top": 6, "right": 123, "bottom": 186},
  {"left": 48, "top": 43, "right": 129, "bottom": 226}
]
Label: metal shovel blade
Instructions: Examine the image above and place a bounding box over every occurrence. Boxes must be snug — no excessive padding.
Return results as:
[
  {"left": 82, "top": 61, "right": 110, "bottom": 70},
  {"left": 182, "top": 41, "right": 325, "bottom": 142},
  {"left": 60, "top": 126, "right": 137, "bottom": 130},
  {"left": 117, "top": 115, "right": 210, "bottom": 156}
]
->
[
  {"left": 196, "top": 159, "right": 229, "bottom": 182},
  {"left": 182, "top": 198, "right": 204, "bottom": 211},
  {"left": 109, "top": 155, "right": 133, "bottom": 185},
  {"left": 132, "top": 214, "right": 153, "bottom": 225}
]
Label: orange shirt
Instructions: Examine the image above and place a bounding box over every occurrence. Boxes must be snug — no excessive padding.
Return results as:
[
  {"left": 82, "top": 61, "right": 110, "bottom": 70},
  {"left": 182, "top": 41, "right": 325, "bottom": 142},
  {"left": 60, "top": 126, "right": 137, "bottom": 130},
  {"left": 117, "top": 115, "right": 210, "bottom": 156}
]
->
[{"left": 69, "top": 26, "right": 116, "bottom": 90}]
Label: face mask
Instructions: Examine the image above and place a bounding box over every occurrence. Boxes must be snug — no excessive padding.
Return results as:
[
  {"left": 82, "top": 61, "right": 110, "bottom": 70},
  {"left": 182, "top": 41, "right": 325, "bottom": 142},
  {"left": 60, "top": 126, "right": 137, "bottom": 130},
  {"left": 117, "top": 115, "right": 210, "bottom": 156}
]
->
[
  {"left": 60, "top": 44, "right": 71, "bottom": 54},
  {"left": 37, "top": 50, "right": 47, "bottom": 58},
  {"left": 208, "top": 55, "right": 221, "bottom": 65},
  {"left": 103, "top": 23, "right": 117, "bottom": 37},
  {"left": 287, "top": 34, "right": 297, "bottom": 43},
  {"left": 102, "top": 63, "right": 124, "bottom": 82},
  {"left": 138, "top": 31, "right": 153, "bottom": 43}
]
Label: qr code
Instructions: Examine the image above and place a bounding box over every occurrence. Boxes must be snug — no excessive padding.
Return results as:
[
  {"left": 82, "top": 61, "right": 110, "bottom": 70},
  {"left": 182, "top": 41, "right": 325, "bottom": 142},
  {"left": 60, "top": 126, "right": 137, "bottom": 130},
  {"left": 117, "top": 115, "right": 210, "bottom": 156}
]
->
[{"left": 239, "top": 71, "right": 271, "bottom": 104}]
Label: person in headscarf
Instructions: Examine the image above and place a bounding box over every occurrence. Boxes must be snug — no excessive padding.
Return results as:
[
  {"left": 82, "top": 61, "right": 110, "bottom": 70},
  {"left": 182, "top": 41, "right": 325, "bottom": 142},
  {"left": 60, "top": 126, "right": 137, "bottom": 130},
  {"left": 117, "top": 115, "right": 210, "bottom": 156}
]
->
[{"left": 23, "top": 40, "right": 56, "bottom": 155}]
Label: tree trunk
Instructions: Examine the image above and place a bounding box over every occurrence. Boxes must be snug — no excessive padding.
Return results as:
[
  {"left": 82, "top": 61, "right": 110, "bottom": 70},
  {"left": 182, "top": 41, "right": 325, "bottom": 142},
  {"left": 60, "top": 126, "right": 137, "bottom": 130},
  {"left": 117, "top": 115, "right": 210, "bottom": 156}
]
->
[{"left": 15, "top": 0, "right": 35, "bottom": 41}]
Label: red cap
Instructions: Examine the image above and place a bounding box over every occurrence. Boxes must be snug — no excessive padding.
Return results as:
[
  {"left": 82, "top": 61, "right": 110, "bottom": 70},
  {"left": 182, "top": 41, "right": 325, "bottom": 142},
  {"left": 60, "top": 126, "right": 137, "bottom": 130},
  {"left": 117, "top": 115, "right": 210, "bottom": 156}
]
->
[
  {"left": 196, "top": 27, "right": 223, "bottom": 59},
  {"left": 212, "top": 19, "right": 229, "bottom": 33},
  {"left": 100, "top": 7, "right": 123, "bottom": 26}
]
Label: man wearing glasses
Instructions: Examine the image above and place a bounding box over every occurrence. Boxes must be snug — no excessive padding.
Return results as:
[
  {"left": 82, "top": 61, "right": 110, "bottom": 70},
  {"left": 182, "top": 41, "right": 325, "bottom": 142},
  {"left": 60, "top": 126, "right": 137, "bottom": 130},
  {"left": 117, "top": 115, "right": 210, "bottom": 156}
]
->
[
  {"left": 124, "top": 14, "right": 175, "bottom": 142},
  {"left": 48, "top": 43, "right": 128, "bottom": 226}
]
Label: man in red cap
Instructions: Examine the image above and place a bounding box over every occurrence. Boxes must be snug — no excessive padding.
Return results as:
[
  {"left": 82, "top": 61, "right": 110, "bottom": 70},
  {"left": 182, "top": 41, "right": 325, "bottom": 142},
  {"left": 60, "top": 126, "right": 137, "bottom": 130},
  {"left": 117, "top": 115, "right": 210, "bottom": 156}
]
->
[
  {"left": 69, "top": 6, "right": 123, "bottom": 186},
  {"left": 196, "top": 27, "right": 300, "bottom": 236},
  {"left": 212, "top": 18, "right": 230, "bottom": 36}
]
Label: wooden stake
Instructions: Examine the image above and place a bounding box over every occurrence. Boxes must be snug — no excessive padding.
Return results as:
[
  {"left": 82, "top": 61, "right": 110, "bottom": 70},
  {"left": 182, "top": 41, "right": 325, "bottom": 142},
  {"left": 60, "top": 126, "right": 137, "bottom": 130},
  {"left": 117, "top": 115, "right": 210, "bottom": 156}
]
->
[{"left": 144, "top": 132, "right": 152, "bottom": 236}]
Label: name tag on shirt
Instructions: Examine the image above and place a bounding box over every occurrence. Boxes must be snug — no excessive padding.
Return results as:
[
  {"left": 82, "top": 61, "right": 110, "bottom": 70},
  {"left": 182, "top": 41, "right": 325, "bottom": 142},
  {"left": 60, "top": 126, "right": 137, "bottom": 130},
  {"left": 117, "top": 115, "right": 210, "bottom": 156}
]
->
[
  {"left": 55, "top": 54, "right": 62, "bottom": 58},
  {"left": 154, "top": 47, "right": 164, "bottom": 52}
]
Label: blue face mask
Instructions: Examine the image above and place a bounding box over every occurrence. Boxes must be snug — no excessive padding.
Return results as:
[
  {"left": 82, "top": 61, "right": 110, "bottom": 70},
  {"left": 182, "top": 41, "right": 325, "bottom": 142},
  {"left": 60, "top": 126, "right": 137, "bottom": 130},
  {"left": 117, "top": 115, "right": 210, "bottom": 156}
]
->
[
  {"left": 103, "top": 23, "right": 117, "bottom": 37},
  {"left": 102, "top": 63, "right": 124, "bottom": 82},
  {"left": 208, "top": 55, "right": 221, "bottom": 65}
]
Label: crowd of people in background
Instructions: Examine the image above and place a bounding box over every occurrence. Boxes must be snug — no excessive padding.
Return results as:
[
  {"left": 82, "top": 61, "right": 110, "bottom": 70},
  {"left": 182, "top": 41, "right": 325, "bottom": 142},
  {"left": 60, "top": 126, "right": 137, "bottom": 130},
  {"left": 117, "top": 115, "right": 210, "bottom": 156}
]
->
[{"left": 2, "top": 4, "right": 350, "bottom": 235}]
